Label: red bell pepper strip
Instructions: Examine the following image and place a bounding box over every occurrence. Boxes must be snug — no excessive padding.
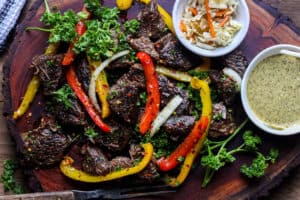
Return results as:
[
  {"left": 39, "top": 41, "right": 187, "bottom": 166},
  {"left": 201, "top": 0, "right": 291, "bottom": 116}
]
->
[
  {"left": 137, "top": 52, "right": 160, "bottom": 135},
  {"left": 62, "top": 7, "right": 89, "bottom": 66},
  {"left": 157, "top": 115, "right": 209, "bottom": 171},
  {"left": 66, "top": 66, "right": 111, "bottom": 133}
]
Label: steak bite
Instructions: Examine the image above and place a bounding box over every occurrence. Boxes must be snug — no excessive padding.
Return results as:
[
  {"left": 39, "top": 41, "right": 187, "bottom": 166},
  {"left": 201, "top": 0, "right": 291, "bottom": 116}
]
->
[
  {"left": 223, "top": 49, "right": 248, "bottom": 77},
  {"left": 129, "top": 36, "right": 159, "bottom": 60},
  {"left": 163, "top": 115, "right": 195, "bottom": 141},
  {"left": 136, "top": 0, "right": 167, "bottom": 41},
  {"left": 81, "top": 144, "right": 133, "bottom": 176},
  {"left": 158, "top": 75, "right": 190, "bottom": 115},
  {"left": 50, "top": 94, "right": 86, "bottom": 127},
  {"left": 108, "top": 64, "right": 145, "bottom": 124},
  {"left": 209, "top": 102, "right": 236, "bottom": 138},
  {"left": 209, "top": 70, "right": 238, "bottom": 105},
  {"left": 81, "top": 144, "right": 112, "bottom": 176},
  {"left": 95, "top": 120, "right": 132, "bottom": 152},
  {"left": 155, "top": 33, "right": 194, "bottom": 71},
  {"left": 22, "top": 114, "right": 71, "bottom": 167},
  {"left": 31, "top": 54, "right": 64, "bottom": 96},
  {"left": 129, "top": 144, "right": 160, "bottom": 182}
]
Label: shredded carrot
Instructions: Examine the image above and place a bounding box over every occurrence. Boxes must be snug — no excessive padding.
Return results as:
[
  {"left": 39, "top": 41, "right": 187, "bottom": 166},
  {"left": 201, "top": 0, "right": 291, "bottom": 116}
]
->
[
  {"left": 215, "top": 9, "right": 230, "bottom": 17},
  {"left": 204, "top": 0, "right": 215, "bottom": 38},
  {"left": 220, "top": 15, "right": 230, "bottom": 27},
  {"left": 189, "top": 7, "right": 198, "bottom": 16},
  {"left": 180, "top": 20, "right": 187, "bottom": 33}
]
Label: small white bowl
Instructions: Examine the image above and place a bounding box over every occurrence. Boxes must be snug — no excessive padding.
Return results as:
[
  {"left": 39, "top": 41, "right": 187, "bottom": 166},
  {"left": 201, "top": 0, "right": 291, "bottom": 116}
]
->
[
  {"left": 241, "top": 44, "right": 300, "bottom": 136},
  {"left": 172, "top": 0, "right": 250, "bottom": 57}
]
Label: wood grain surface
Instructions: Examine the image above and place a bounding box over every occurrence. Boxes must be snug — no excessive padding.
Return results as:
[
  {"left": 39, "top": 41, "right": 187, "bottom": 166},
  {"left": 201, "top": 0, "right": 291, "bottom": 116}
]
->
[{"left": 0, "top": 0, "right": 299, "bottom": 199}]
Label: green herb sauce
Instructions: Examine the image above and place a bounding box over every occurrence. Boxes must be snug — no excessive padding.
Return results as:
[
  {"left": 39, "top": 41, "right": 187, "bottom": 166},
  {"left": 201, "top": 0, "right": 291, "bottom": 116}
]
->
[{"left": 247, "top": 54, "right": 300, "bottom": 129}]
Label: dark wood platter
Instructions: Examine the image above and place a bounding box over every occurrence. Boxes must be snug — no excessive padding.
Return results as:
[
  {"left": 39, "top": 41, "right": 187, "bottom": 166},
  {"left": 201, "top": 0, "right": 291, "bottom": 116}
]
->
[{"left": 3, "top": 0, "right": 300, "bottom": 199}]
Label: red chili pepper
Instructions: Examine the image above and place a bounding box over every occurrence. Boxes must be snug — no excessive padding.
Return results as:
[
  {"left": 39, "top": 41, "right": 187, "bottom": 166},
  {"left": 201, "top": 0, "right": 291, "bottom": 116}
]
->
[
  {"left": 62, "top": 8, "right": 89, "bottom": 66},
  {"left": 66, "top": 66, "right": 111, "bottom": 133},
  {"left": 157, "top": 116, "right": 209, "bottom": 171},
  {"left": 136, "top": 52, "right": 160, "bottom": 135}
]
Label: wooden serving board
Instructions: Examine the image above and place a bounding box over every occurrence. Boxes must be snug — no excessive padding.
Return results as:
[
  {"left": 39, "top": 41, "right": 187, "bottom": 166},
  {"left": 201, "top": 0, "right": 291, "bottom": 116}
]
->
[{"left": 2, "top": 0, "right": 300, "bottom": 199}]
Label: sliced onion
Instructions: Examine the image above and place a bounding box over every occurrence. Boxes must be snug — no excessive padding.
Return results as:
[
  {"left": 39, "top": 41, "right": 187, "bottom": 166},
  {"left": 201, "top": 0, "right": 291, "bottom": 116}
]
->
[
  {"left": 222, "top": 67, "right": 242, "bottom": 91},
  {"left": 89, "top": 50, "right": 129, "bottom": 112},
  {"left": 149, "top": 95, "right": 183, "bottom": 137}
]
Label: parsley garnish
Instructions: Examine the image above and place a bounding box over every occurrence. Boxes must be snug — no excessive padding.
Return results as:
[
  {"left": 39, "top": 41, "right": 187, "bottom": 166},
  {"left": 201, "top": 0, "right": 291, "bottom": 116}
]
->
[
  {"left": 51, "top": 84, "right": 75, "bottom": 109},
  {"left": 200, "top": 120, "right": 279, "bottom": 187},
  {"left": 124, "top": 19, "right": 140, "bottom": 34},
  {"left": 1, "top": 160, "right": 25, "bottom": 194}
]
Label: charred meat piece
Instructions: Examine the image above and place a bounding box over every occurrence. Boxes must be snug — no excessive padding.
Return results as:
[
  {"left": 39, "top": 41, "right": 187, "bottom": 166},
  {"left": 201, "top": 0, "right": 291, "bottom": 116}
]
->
[
  {"left": 163, "top": 116, "right": 195, "bottom": 141},
  {"left": 110, "top": 157, "right": 133, "bottom": 170},
  {"left": 155, "top": 33, "right": 193, "bottom": 71},
  {"left": 95, "top": 120, "right": 132, "bottom": 152},
  {"left": 22, "top": 114, "right": 71, "bottom": 166},
  {"left": 108, "top": 57, "right": 133, "bottom": 70},
  {"left": 209, "top": 102, "right": 236, "bottom": 138},
  {"left": 50, "top": 94, "right": 86, "bottom": 127},
  {"left": 108, "top": 64, "right": 145, "bottom": 124},
  {"left": 129, "top": 36, "right": 159, "bottom": 60},
  {"left": 209, "top": 70, "right": 238, "bottom": 105},
  {"left": 76, "top": 58, "right": 90, "bottom": 94},
  {"left": 158, "top": 75, "right": 190, "bottom": 115},
  {"left": 137, "top": 0, "right": 167, "bottom": 40},
  {"left": 31, "top": 54, "right": 64, "bottom": 95},
  {"left": 129, "top": 144, "right": 160, "bottom": 182},
  {"left": 223, "top": 50, "right": 248, "bottom": 77},
  {"left": 81, "top": 144, "right": 112, "bottom": 176}
]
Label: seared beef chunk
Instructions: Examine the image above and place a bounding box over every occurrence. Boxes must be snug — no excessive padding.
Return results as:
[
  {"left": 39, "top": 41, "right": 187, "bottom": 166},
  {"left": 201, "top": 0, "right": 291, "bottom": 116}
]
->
[
  {"left": 76, "top": 58, "right": 90, "bottom": 94},
  {"left": 22, "top": 114, "right": 71, "bottom": 166},
  {"left": 137, "top": 0, "right": 167, "bottom": 40},
  {"left": 31, "top": 54, "right": 64, "bottom": 95},
  {"left": 81, "top": 144, "right": 112, "bottom": 176},
  {"left": 223, "top": 50, "right": 248, "bottom": 77},
  {"left": 81, "top": 145, "right": 133, "bottom": 176},
  {"left": 163, "top": 116, "right": 195, "bottom": 141},
  {"left": 209, "top": 70, "right": 238, "bottom": 105},
  {"left": 108, "top": 57, "right": 133, "bottom": 70},
  {"left": 110, "top": 157, "right": 133, "bottom": 169},
  {"left": 158, "top": 75, "right": 189, "bottom": 115},
  {"left": 209, "top": 102, "right": 236, "bottom": 138},
  {"left": 129, "top": 36, "right": 159, "bottom": 60},
  {"left": 129, "top": 144, "right": 160, "bottom": 182},
  {"left": 51, "top": 95, "right": 86, "bottom": 126},
  {"left": 95, "top": 120, "right": 131, "bottom": 151},
  {"left": 108, "top": 64, "right": 145, "bottom": 124},
  {"left": 109, "top": 65, "right": 190, "bottom": 123},
  {"left": 155, "top": 33, "right": 193, "bottom": 71}
]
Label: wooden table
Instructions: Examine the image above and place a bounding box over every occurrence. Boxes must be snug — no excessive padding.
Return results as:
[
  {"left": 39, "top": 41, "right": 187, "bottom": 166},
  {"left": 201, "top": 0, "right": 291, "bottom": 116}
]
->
[{"left": 0, "top": 0, "right": 299, "bottom": 199}]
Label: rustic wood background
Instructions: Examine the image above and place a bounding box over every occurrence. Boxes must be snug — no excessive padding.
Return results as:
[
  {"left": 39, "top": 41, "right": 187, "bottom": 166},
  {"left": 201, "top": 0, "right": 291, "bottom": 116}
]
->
[{"left": 0, "top": 0, "right": 299, "bottom": 199}]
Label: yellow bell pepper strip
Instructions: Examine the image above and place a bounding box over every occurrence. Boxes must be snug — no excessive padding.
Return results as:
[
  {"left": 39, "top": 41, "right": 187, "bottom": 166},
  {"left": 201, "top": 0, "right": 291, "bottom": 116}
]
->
[
  {"left": 87, "top": 58, "right": 110, "bottom": 119},
  {"left": 138, "top": 0, "right": 174, "bottom": 33},
  {"left": 13, "top": 76, "right": 40, "bottom": 119},
  {"left": 167, "top": 77, "right": 212, "bottom": 187},
  {"left": 13, "top": 42, "right": 59, "bottom": 119},
  {"left": 156, "top": 65, "right": 192, "bottom": 82},
  {"left": 60, "top": 143, "right": 153, "bottom": 183},
  {"left": 116, "top": 0, "right": 133, "bottom": 10}
]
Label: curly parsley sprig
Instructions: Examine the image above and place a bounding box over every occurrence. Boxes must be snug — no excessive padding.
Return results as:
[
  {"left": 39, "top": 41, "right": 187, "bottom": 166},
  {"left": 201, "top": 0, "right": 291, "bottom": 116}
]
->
[
  {"left": 1, "top": 160, "right": 25, "bottom": 194},
  {"left": 201, "top": 119, "right": 279, "bottom": 187}
]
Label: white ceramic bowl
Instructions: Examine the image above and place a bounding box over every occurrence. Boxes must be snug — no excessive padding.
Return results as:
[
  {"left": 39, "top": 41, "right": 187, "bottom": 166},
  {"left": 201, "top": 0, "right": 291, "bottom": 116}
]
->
[
  {"left": 241, "top": 44, "right": 300, "bottom": 136},
  {"left": 172, "top": 0, "right": 250, "bottom": 57}
]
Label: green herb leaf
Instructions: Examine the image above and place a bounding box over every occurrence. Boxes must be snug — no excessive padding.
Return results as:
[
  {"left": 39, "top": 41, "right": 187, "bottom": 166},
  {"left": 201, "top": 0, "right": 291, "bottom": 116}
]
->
[
  {"left": 52, "top": 84, "right": 75, "bottom": 109},
  {"left": 240, "top": 154, "right": 268, "bottom": 178}
]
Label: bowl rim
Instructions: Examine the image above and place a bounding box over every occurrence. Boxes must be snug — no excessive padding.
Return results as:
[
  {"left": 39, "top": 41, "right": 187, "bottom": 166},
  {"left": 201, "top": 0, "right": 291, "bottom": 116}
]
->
[
  {"left": 172, "top": 0, "right": 250, "bottom": 57},
  {"left": 240, "top": 44, "right": 300, "bottom": 136}
]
